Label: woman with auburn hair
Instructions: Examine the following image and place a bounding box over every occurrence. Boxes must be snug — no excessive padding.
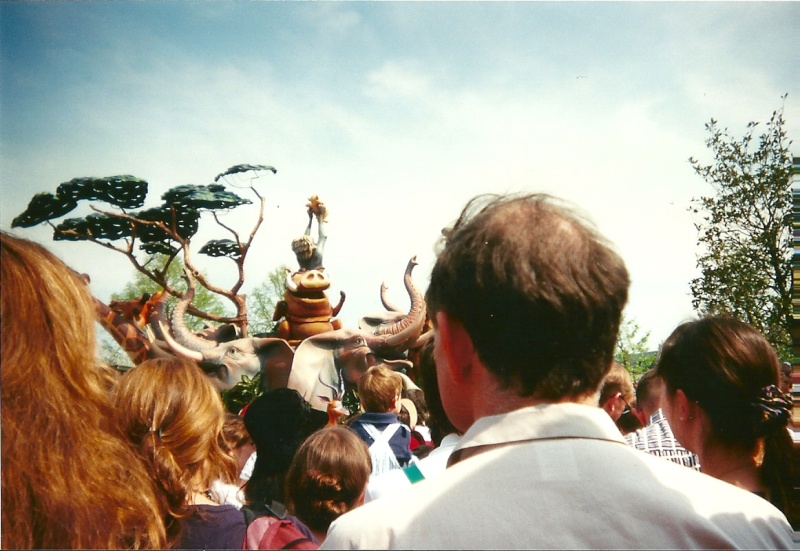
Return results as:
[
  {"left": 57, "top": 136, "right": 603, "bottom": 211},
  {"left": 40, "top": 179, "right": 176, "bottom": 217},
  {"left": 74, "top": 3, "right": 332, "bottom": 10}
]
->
[
  {"left": 283, "top": 426, "right": 372, "bottom": 544},
  {"left": 0, "top": 232, "right": 167, "bottom": 549},
  {"left": 655, "top": 316, "right": 795, "bottom": 516},
  {"left": 115, "top": 356, "right": 247, "bottom": 549}
]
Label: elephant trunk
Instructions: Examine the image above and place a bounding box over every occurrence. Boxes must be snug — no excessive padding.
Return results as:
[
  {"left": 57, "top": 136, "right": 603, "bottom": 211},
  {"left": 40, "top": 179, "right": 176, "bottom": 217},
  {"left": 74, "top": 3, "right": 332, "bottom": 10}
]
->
[
  {"left": 374, "top": 257, "right": 425, "bottom": 337},
  {"left": 380, "top": 282, "right": 403, "bottom": 313},
  {"left": 372, "top": 256, "right": 427, "bottom": 356},
  {"left": 170, "top": 269, "right": 216, "bottom": 352}
]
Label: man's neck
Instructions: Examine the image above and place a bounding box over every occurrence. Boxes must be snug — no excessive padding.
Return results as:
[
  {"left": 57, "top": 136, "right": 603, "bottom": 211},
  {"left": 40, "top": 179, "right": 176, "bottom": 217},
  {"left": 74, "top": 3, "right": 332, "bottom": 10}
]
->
[{"left": 473, "top": 386, "right": 598, "bottom": 423}]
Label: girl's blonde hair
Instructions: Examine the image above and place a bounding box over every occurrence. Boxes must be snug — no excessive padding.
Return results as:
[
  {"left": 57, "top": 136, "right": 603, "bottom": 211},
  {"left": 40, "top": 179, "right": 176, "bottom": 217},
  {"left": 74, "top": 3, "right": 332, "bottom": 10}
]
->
[
  {"left": 1, "top": 232, "right": 167, "bottom": 549},
  {"left": 115, "top": 356, "right": 238, "bottom": 521},
  {"left": 285, "top": 426, "right": 372, "bottom": 533}
]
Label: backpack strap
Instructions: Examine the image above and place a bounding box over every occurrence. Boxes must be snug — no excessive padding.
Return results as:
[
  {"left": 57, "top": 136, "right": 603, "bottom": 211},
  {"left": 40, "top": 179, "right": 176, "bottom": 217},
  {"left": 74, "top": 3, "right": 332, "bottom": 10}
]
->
[
  {"left": 362, "top": 422, "right": 401, "bottom": 445},
  {"left": 363, "top": 423, "right": 402, "bottom": 475}
]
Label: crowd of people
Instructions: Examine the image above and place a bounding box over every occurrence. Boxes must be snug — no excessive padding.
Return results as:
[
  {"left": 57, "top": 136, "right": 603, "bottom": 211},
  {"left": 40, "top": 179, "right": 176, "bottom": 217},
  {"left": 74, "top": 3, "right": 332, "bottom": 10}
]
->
[{"left": 2, "top": 190, "right": 798, "bottom": 549}]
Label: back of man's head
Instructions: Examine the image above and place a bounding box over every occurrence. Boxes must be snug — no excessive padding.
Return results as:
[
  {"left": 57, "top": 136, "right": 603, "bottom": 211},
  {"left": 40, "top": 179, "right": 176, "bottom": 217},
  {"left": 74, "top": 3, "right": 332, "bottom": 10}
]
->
[
  {"left": 357, "top": 364, "right": 402, "bottom": 413},
  {"left": 426, "top": 193, "right": 630, "bottom": 401},
  {"left": 599, "top": 362, "right": 635, "bottom": 406},
  {"left": 633, "top": 368, "right": 664, "bottom": 421}
]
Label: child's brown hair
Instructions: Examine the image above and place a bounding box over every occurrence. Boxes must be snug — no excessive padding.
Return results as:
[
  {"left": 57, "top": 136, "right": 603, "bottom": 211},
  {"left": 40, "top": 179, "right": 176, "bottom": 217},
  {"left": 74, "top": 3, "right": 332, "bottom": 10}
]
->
[{"left": 357, "top": 364, "right": 402, "bottom": 413}]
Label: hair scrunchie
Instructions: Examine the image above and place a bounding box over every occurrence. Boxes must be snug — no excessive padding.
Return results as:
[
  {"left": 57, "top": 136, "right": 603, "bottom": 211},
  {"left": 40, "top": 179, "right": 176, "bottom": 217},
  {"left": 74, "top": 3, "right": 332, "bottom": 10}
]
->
[{"left": 751, "top": 384, "right": 792, "bottom": 436}]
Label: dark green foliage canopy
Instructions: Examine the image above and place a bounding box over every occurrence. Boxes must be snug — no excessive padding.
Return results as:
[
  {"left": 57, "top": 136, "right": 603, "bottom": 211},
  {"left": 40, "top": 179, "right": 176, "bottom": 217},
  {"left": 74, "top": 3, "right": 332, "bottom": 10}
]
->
[
  {"left": 214, "top": 164, "right": 277, "bottom": 182},
  {"left": 54, "top": 213, "right": 132, "bottom": 242},
  {"left": 12, "top": 175, "right": 147, "bottom": 228},
  {"left": 15, "top": 177, "right": 253, "bottom": 256},
  {"left": 57, "top": 176, "right": 148, "bottom": 208},
  {"left": 162, "top": 184, "right": 251, "bottom": 211},
  {"left": 12, "top": 192, "right": 78, "bottom": 228},
  {"left": 200, "top": 239, "right": 242, "bottom": 260}
]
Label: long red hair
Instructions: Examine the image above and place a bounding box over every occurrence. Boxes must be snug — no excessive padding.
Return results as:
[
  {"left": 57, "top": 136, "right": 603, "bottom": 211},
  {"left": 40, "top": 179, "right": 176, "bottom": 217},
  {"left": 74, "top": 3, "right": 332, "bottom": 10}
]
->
[{"left": 1, "top": 232, "right": 168, "bottom": 549}]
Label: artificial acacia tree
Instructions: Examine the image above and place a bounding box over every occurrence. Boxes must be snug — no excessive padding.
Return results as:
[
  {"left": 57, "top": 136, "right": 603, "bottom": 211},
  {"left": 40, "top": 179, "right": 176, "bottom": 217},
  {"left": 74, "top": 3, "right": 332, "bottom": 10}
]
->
[
  {"left": 12, "top": 164, "right": 277, "bottom": 337},
  {"left": 689, "top": 96, "right": 794, "bottom": 358}
]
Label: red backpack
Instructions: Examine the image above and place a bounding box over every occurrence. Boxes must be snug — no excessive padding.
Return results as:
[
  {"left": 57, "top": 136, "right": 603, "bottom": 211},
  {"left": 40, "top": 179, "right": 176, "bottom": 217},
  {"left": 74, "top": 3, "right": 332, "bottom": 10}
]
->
[{"left": 243, "top": 515, "right": 318, "bottom": 550}]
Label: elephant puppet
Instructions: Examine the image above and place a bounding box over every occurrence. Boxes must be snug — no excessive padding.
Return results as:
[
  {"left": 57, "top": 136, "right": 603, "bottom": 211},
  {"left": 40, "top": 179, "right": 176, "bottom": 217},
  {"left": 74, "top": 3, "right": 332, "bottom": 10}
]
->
[
  {"left": 158, "top": 269, "right": 295, "bottom": 391},
  {"left": 288, "top": 329, "right": 414, "bottom": 411},
  {"left": 288, "top": 256, "right": 427, "bottom": 411},
  {"left": 273, "top": 268, "right": 346, "bottom": 345}
]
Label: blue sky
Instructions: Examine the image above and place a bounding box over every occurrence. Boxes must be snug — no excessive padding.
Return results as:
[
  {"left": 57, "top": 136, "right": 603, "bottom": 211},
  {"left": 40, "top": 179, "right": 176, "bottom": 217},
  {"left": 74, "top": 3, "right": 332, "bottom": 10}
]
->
[{"left": 1, "top": 2, "right": 798, "bottom": 349}]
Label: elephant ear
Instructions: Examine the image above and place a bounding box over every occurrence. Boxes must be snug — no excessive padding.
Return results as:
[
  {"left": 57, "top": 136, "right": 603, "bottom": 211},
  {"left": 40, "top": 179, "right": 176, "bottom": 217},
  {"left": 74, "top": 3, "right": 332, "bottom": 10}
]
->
[
  {"left": 288, "top": 329, "right": 354, "bottom": 412},
  {"left": 255, "top": 338, "right": 296, "bottom": 392}
]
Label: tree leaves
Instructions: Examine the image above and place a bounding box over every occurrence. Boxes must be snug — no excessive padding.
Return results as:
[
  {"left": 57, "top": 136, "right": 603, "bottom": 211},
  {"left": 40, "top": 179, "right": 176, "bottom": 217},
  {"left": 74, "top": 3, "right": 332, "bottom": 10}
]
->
[
  {"left": 57, "top": 176, "right": 147, "bottom": 208},
  {"left": 54, "top": 212, "right": 131, "bottom": 241},
  {"left": 200, "top": 239, "right": 242, "bottom": 259},
  {"left": 12, "top": 192, "right": 78, "bottom": 227},
  {"left": 12, "top": 164, "right": 279, "bottom": 337},
  {"left": 214, "top": 164, "right": 277, "bottom": 182},
  {"left": 12, "top": 176, "right": 147, "bottom": 228},
  {"left": 162, "top": 184, "right": 252, "bottom": 211},
  {"left": 135, "top": 204, "right": 200, "bottom": 243},
  {"left": 689, "top": 99, "right": 793, "bottom": 358}
]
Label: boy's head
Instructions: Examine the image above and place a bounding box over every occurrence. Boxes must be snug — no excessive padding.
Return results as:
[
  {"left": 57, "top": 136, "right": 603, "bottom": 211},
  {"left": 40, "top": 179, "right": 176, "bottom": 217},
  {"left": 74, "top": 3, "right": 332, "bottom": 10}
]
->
[{"left": 357, "top": 364, "right": 403, "bottom": 413}]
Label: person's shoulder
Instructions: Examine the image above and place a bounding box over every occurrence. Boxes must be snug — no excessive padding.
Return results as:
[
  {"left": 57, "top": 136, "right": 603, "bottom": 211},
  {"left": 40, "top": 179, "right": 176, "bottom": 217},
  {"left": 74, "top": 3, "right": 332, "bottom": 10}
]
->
[
  {"left": 638, "top": 452, "right": 791, "bottom": 523},
  {"left": 364, "top": 467, "right": 411, "bottom": 503}
]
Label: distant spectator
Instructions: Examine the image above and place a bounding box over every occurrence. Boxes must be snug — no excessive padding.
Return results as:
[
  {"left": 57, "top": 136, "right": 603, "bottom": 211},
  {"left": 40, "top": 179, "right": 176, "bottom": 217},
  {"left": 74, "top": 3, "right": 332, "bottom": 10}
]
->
[
  {"left": 656, "top": 316, "right": 795, "bottom": 517},
  {"left": 242, "top": 388, "right": 327, "bottom": 539},
  {"left": 211, "top": 412, "right": 257, "bottom": 508},
  {"left": 115, "top": 356, "right": 246, "bottom": 549},
  {"left": 625, "top": 369, "right": 700, "bottom": 470},
  {"left": 599, "top": 361, "right": 636, "bottom": 425},
  {"left": 365, "top": 336, "right": 463, "bottom": 502},
  {"left": 283, "top": 426, "right": 372, "bottom": 545},
  {"left": 350, "top": 364, "right": 412, "bottom": 475}
]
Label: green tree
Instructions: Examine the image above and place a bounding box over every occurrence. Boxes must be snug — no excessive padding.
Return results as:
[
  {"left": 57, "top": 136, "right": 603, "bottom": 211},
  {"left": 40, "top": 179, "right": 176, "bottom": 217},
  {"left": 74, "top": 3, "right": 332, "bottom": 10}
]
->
[
  {"left": 689, "top": 96, "right": 793, "bottom": 359},
  {"left": 246, "top": 265, "right": 289, "bottom": 336},
  {"left": 615, "top": 315, "right": 654, "bottom": 380}
]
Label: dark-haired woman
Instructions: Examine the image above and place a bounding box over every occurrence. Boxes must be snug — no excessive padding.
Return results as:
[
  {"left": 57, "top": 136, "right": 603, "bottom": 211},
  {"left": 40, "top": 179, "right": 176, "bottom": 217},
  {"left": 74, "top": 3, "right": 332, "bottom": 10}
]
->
[{"left": 656, "top": 316, "right": 794, "bottom": 516}]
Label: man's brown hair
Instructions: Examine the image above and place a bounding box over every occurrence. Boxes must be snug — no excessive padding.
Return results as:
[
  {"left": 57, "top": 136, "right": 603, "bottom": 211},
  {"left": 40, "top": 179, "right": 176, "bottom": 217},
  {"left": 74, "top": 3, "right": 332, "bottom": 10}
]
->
[{"left": 426, "top": 193, "right": 630, "bottom": 400}]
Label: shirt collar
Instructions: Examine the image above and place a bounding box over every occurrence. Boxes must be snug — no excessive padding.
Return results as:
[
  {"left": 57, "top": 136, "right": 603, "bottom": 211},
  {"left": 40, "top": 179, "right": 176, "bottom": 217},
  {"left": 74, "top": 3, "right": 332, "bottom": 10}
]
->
[{"left": 448, "top": 403, "right": 626, "bottom": 467}]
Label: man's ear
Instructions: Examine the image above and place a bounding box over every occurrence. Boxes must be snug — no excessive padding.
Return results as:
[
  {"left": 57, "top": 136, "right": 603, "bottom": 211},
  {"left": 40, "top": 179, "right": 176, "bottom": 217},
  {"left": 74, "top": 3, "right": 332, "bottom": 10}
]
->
[
  {"left": 601, "top": 392, "right": 619, "bottom": 416},
  {"left": 434, "top": 311, "right": 475, "bottom": 383},
  {"left": 633, "top": 406, "right": 647, "bottom": 427}
]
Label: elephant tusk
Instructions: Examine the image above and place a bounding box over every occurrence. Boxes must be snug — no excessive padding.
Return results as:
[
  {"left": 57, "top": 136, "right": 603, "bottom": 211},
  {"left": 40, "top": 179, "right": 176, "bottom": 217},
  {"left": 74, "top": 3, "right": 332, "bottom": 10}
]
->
[{"left": 159, "top": 320, "right": 204, "bottom": 363}]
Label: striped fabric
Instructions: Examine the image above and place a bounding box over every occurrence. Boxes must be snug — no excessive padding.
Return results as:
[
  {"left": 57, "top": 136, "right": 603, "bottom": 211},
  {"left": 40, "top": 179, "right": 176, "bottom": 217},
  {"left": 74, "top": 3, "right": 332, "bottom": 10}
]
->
[{"left": 625, "top": 409, "right": 701, "bottom": 471}]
